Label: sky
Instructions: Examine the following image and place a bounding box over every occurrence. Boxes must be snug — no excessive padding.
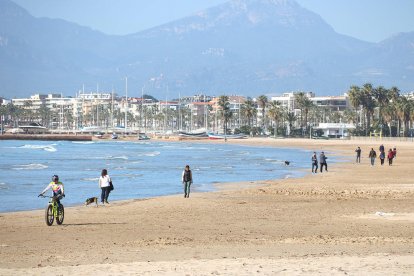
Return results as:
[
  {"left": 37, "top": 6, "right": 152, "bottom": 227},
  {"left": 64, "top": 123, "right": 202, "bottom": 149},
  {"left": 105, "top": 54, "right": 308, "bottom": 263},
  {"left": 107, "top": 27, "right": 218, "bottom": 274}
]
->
[{"left": 11, "top": 0, "right": 414, "bottom": 43}]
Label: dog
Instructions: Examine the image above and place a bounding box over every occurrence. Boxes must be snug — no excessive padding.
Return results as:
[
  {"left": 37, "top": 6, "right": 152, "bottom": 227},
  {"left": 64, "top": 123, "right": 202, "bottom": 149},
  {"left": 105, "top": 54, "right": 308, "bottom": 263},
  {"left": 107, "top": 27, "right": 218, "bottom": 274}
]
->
[
  {"left": 84, "top": 197, "right": 98, "bottom": 207},
  {"left": 284, "top": 161, "right": 290, "bottom": 166}
]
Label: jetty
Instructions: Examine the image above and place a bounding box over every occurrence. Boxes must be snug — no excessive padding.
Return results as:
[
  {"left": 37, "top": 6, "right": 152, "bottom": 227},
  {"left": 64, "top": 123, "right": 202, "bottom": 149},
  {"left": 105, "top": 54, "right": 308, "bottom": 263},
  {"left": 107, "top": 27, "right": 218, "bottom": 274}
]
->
[{"left": 0, "top": 134, "right": 92, "bottom": 141}]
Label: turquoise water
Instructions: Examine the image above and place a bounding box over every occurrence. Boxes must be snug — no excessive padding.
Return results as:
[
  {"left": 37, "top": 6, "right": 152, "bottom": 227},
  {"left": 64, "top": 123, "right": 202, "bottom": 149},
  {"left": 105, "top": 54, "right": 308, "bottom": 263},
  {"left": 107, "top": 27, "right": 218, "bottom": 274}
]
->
[{"left": 0, "top": 140, "right": 323, "bottom": 212}]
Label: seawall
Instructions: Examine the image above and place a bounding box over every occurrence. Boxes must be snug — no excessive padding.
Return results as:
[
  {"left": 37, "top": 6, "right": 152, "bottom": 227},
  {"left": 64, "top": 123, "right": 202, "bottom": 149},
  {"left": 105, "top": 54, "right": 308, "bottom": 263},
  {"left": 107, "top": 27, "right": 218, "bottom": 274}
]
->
[{"left": 0, "top": 134, "right": 92, "bottom": 141}]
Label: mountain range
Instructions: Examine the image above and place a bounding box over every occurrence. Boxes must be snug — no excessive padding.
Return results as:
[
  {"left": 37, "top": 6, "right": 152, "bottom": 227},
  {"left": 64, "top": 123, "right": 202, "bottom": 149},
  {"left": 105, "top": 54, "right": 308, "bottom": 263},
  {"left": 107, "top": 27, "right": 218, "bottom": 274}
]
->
[{"left": 1, "top": 0, "right": 413, "bottom": 99}]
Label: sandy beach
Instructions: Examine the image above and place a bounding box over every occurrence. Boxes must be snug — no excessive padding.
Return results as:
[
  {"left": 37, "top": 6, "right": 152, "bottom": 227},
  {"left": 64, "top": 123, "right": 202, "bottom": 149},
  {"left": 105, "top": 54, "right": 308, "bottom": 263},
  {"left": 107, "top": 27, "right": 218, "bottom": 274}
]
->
[{"left": 0, "top": 138, "right": 413, "bottom": 275}]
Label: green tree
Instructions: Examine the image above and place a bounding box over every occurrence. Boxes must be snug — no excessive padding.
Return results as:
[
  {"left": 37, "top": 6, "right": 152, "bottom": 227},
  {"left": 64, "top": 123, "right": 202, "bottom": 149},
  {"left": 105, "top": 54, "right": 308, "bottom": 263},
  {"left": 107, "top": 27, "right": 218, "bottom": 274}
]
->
[
  {"left": 218, "top": 95, "right": 233, "bottom": 135},
  {"left": 284, "top": 111, "right": 297, "bottom": 136},
  {"left": 256, "top": 95, "right": 268, "bottom": 130},
  {"left": 294, "top": 92, "right": 314, "bottom": 135},
  {"left": 240, "top": 98, "right": 256, "bottom": 127},
  {"left": 267, "top": 100, "right": 283, "bottom": 137},
  {"left": 395, "top": 96, "right": 412, "bottom": 137}
]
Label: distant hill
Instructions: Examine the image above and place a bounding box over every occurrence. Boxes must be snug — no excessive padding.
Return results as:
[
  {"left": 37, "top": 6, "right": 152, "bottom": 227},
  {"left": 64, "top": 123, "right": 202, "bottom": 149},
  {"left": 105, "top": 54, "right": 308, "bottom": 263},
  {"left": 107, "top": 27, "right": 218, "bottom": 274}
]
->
[{"left": 0, "top": 0, "right": 413, "bottom": 99}]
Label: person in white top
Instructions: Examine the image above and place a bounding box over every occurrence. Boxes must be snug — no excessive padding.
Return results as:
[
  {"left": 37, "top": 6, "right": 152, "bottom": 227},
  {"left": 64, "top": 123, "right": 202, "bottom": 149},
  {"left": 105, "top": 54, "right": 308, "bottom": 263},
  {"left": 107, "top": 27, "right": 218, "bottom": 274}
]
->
[{"left": 99, "top": 169, "right": 111, "bottom": 204}]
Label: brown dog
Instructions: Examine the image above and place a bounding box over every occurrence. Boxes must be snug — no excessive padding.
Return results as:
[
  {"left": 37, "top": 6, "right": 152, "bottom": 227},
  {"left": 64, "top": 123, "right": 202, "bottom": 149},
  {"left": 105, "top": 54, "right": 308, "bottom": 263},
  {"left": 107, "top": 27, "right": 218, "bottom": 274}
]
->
[{"left": 84, "top": 197, "right": 98, "bottom": 207}]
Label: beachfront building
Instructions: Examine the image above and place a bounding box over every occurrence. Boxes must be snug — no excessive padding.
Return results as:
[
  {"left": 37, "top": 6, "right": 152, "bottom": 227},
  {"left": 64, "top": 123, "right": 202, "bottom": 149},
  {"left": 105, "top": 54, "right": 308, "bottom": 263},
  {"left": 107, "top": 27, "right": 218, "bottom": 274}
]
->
[
  {"left": 12, "top": 94, "right": 77, "bottom": 129},
  {"left": 314, "top": 123, "right": 356, "bottom": 138},
  {"left": 270, "top": 92, "right": 349, "bottom": 112}
]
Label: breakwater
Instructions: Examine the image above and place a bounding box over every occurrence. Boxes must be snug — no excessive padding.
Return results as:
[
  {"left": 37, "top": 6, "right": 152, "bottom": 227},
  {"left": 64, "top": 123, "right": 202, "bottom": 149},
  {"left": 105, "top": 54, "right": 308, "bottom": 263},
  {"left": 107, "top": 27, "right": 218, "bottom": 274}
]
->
[{"left": 0, "top": 134, "right": 92, "bottom": 141}]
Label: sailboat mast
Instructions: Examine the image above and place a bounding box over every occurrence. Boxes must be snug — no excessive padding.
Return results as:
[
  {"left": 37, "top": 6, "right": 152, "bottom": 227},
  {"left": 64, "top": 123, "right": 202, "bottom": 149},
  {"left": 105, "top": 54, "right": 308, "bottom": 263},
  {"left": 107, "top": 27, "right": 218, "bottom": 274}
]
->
[{"left": 125, "top": 77, "right": 128, "bottom": 136}]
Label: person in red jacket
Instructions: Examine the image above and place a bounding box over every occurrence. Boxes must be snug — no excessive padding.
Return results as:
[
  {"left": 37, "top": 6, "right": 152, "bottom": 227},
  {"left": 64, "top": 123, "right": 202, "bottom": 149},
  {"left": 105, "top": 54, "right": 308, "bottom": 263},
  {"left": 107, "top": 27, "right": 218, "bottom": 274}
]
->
[{"left": 387, "top": 148, "right": 394, "bottom": 166}]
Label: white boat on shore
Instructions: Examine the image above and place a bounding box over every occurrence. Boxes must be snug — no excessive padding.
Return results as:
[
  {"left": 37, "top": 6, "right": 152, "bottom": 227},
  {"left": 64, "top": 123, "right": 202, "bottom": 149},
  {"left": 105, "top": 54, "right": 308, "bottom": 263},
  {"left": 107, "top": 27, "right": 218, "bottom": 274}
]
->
[
  {"left": 207, "top": 133, "right": 246, "bottom": 140},
  {"left": 138, "top": 133, "right": 150, "bottom": 140},
  {"left": 178, "top": 130, "right": 208, "bottom": 138}
]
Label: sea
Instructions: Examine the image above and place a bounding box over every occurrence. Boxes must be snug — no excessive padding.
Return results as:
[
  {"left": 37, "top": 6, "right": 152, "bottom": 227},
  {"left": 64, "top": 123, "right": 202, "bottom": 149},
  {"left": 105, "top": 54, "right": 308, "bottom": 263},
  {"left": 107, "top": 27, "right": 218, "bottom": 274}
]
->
[{"left": 0, "top": 140, "right": 330, "bottom": 213}]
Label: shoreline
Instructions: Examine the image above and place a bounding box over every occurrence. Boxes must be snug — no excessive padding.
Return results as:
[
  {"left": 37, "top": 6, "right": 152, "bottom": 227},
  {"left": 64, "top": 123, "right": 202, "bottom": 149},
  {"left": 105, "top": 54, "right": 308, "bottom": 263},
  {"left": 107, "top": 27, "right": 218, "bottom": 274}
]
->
[{"left": 0, "top": 137, "right": 413, "bottom": 274}]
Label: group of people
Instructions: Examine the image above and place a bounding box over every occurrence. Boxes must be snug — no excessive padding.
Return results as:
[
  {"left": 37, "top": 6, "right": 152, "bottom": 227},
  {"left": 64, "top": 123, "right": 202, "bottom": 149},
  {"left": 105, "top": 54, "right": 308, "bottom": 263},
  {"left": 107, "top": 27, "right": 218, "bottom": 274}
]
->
[
  {"left": 39, "top": 165, "right": 195, "bottom": 206},
  {"left": 356, "top": 145, "right": 397, "bottom": 166},
  {"left": 311, "top": 151, "right": 328, "bottom": 174}
]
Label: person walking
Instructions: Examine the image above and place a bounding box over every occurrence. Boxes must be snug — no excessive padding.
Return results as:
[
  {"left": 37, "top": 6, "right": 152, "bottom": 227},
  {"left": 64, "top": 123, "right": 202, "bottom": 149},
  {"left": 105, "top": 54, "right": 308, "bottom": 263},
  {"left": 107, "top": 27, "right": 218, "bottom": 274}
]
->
[
  {"left": 355, "top": 147, "right": 361, "bottom": 163},
  {"left": 311, "top": 152, "right": 318, "bottom": 174},
  {"left": 387, "top": 148, "right": 394, "bottom": 166},
  {"left": 379, "top": 150, "right": 385, "bottom": 166},
  {"left": 392, "top": 147, "right": 397, "bottom": 159},
  {"left": 368, "top": 148, "right": 377, "bottom": 166},
  {"left": 182, "top": 165, "right": 193, "bottom": 198},
  {"left": 319, "top": 151, "right": 328, "bottom": 172},
  {"left": 99, "top": 169, "right": 112, "bottom": 204}
]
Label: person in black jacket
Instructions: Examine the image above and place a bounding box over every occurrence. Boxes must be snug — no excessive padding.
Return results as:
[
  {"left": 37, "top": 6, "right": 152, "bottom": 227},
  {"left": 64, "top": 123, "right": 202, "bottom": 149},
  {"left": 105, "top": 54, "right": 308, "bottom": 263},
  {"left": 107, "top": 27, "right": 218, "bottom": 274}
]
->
[
  {"left": 319, "top": 152, "right": 328, "bottom": 172},
  {"left": 355, "top": 147, "right": 361, "bottom": 163},
  {"left": 182, "top": 165, "right": 193, "bottom": 198}
]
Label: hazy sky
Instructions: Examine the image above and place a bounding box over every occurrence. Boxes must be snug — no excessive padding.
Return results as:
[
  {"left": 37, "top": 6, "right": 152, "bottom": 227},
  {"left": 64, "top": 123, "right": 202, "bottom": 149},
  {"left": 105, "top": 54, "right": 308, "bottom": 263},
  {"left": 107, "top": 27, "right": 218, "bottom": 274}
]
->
[{"left": 11, "top": 0, "right": 414, "bottom": 42}]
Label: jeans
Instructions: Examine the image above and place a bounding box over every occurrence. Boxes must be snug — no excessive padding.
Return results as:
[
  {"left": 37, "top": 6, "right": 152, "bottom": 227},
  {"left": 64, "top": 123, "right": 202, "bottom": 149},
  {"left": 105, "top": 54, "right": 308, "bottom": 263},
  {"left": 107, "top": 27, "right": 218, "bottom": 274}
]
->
[
  {"left": 312, "top": 163, "right": 318, "bottom": 173},
  {"left": 320, "top": 162, "right": 328, "bottom": 172},
  {"left": 184, "top": 181, "right": 191, "bottom": 198},
  {"left": 356, "top": 155, "right": 361, "bottom": 163},
  {"left": 101, "top": 187, "right": 110, "bottom": 203},
  {"left": 370, "top": 157, "right": 375, "bottom": 166}
]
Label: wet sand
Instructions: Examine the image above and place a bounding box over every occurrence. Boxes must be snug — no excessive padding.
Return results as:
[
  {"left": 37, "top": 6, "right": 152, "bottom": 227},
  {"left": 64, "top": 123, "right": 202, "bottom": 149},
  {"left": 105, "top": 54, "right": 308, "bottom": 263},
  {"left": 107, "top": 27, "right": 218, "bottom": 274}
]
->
[{"left": 0, "top": 138, "right": 413, "bottom": 275}]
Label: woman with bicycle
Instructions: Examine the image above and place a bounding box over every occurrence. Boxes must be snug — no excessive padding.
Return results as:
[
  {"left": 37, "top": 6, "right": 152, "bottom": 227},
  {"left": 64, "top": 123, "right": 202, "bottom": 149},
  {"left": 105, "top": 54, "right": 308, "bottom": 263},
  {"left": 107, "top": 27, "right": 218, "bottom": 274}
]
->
[{"left": 39, "top": 175, "right": 65, "bottom": 205}]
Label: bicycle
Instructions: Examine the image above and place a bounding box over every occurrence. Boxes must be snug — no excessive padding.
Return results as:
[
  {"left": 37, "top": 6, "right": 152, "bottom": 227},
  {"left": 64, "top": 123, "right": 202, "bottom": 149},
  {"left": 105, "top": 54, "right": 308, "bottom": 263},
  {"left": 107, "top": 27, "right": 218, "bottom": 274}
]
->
[{"left": 38, "top": 195, "right": 65, "bottom": 226}]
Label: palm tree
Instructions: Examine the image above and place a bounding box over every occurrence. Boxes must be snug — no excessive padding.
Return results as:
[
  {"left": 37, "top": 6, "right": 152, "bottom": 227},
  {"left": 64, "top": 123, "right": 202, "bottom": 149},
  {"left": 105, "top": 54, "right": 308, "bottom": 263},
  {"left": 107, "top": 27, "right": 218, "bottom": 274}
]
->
[
  {"left": 343, "top": 109, "right": 358, "bottom": 125},
  {"left": 382, "top": 102, "right": 397, "bottom": 137},
  {"left": 284, "top": 111, "right": 297, "bottom": 136},
  {"left": 372, "top": 86, "right": 389, "bottom": 127},
  {"left": 256, "top": 95, "right": 268, "bottom": 131},
  {"left": 294, "top": 92, "right": 313, "bottom": 135},
  {"left": 240, "top": 98, "right": 256, "bottom": 127},
  {"left": 217, "top": 95, "right": 233, "bottom": 135},
  {"left": 267, "top": 100, "right": 282, "bottom": 137},
  {"left": 395, "top": 96, "right": 411, "bottom": 137},
  {"left": 348, "top": 85, "right": 363, "bottom": 127},
  {"left": 361, "top": 83, "right": 376, "bottom": 135}
]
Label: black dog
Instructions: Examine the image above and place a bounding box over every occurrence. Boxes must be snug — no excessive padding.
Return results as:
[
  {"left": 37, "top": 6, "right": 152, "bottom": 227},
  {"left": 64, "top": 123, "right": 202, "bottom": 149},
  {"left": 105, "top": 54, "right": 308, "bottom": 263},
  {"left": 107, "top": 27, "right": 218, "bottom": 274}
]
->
[
  {"left": 85, "top": 197, "right": 98, "bottom": 207},
  {"left": 284, "top": 161, "right": 290, "bottom": 166}
]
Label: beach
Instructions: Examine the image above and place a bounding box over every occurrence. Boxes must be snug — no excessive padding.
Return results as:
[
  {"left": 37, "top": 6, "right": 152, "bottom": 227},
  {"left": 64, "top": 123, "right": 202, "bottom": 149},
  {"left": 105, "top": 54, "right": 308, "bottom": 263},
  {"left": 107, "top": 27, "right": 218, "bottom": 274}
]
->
[{"left": 0, "top": 138, "right": 413, "bottom": 275}]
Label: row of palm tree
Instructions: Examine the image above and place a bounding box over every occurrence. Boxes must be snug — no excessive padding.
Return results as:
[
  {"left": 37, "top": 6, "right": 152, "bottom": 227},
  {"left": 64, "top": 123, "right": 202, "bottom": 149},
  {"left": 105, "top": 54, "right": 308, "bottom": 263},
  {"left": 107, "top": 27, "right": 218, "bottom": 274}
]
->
[{"left": 348, "top": 83, "right": 413, "bottom": 137}]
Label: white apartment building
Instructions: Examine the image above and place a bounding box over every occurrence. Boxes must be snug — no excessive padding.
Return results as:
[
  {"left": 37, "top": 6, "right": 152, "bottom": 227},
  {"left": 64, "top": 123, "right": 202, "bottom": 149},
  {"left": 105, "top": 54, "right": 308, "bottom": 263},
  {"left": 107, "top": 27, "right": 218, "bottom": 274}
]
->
[{"left": 270, "top": 92, "right": 349, "bottom": 112}]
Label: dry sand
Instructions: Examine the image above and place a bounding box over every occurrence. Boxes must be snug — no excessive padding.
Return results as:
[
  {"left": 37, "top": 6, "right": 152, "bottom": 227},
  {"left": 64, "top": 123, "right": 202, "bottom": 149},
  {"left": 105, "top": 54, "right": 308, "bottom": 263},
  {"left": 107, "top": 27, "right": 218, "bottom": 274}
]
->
[{"left": 0, "top": 138, "right": 413, "bottom": 275}]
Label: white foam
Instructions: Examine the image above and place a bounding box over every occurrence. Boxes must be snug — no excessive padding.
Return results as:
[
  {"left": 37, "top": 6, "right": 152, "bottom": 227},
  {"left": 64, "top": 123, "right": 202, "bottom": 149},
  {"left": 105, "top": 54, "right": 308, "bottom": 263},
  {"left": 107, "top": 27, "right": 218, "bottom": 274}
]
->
[
  {"left": 72, "top": 141, "right": 95, "bottom": 144},
  {"left": 108, "top": 155, "right": 129, "bottom": 160},
  {"left": 13, "top": 163, "right": 48, "bottom": 170},
  {"left": 20, "top": 144, "right": 57, "bottom": 152},
  {"left": 82, "top": 177, "right": 100, "bottom": 182},
  {"left": 0, "top": 183, "right": 9, "bottom": 190},
  {"left": 143, "top": 151, "right": 160, "bottom": 157}
]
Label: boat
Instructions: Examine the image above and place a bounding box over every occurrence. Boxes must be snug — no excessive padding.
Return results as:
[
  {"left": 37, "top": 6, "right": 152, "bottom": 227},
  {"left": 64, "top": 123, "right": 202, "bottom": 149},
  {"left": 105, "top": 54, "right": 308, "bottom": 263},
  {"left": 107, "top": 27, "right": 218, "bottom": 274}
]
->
[
  {"left": 138, "top": 133, "right": 150, "bottom": 140},
  {"left": 111, "top": 133, "right": 118, "bottom": 139},
  {"left": 207, "top": 133, "right": 246, "bottom": 140},
  {"left": 94, "top": 132, "right": 105, "bottom": 139},
  {"left": 178, "top": 130, "right": 208, "bottom": 137}
]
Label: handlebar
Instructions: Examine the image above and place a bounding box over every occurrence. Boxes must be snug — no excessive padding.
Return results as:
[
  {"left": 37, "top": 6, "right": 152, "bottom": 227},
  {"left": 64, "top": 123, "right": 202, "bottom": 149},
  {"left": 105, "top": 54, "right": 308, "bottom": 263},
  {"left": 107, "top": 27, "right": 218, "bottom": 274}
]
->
[{"left": 38, "top": 194, "right": 65, "bottom": 200}]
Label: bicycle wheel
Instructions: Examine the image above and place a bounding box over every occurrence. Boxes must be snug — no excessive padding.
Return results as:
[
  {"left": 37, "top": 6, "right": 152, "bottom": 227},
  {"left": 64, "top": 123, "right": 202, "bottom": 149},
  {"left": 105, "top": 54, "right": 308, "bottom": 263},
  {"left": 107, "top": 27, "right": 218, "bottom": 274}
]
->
[
  {"left": 45, "top": 204, "right": 54, "bottom": 226},
  {"left": 56, "top": 204, "right": 64, "bottom": 225}
]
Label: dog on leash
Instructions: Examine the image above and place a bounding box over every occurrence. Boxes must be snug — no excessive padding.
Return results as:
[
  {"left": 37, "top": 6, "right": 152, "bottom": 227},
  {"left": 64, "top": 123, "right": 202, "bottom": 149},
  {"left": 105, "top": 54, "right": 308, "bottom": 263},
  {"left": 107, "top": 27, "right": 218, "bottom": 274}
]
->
[{"left": 85, "top": 197, "right": 98, "bottom": 207}]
